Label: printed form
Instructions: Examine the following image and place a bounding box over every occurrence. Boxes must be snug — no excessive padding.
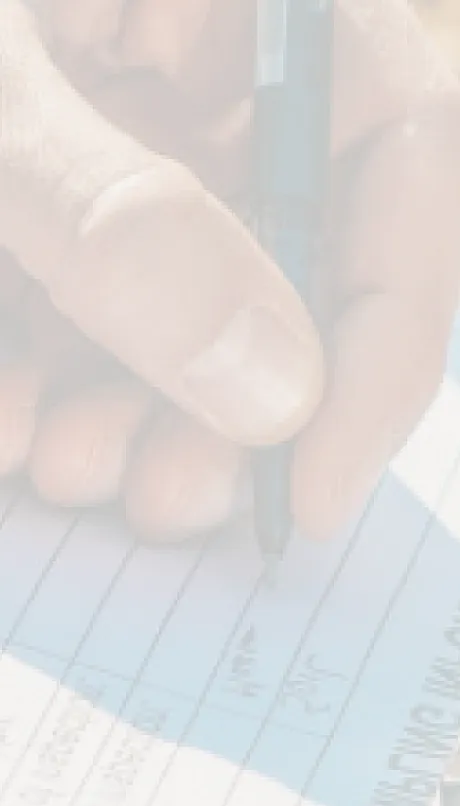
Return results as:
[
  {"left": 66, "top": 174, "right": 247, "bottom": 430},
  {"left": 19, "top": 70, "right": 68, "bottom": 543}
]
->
[{"left": 1, "top": 323, "right": 460, "bottom": 806}]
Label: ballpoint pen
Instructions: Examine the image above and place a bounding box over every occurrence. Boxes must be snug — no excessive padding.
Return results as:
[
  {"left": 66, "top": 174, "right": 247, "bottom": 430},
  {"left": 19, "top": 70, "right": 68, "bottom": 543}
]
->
[{"left": 252, "top": 0, "right": 334, "bottom": 579}]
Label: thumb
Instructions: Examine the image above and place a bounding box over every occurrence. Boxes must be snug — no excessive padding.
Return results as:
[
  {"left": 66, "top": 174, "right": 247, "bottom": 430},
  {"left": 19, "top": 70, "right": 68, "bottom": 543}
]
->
[
  {"left": 0, "top": 0, "right": 157, "bottom": 278},
  {"left": 0, "top": 0, "right": 324, "bottom": 446}
]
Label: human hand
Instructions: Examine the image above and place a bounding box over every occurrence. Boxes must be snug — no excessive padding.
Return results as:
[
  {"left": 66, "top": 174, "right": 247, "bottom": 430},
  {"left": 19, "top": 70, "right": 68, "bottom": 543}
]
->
[
  {"left": 413, "top": 0, "right": 460, "bottom": 74},
  {"left": 0, "top": 0, "right": 459, "bottom": 541}
]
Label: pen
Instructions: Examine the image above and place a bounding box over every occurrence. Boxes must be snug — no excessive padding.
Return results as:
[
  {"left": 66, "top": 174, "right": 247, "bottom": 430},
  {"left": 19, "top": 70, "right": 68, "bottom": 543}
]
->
[{"left": 252, "top": 0, "right": 334, "bottom": 578}]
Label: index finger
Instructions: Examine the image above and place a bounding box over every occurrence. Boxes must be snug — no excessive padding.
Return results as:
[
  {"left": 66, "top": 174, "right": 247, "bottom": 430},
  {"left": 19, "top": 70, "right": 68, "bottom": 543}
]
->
[{"left": 292, "top": 112, "right": 460, "bottom": 538}]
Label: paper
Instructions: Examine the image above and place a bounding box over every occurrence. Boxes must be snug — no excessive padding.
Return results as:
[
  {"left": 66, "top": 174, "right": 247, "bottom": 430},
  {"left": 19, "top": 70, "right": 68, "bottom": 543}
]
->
[{"left": 1, "top": 327, "right": 460, "bottom": 805}]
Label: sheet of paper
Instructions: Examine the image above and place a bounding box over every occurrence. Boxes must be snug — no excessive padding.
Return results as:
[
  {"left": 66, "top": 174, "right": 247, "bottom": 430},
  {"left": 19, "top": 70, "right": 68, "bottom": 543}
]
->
[{"left": 1, "top": 324, "right": 460, "bottom": 806}]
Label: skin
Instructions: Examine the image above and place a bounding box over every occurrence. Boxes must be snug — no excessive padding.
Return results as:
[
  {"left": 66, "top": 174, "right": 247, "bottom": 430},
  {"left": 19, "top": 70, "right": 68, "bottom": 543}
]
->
[
  {"left": 415, "top": 0, "right": 460, "bottom": 73},
  {"left": 0, "top": 0, "right": 459, "bottom": 542}
]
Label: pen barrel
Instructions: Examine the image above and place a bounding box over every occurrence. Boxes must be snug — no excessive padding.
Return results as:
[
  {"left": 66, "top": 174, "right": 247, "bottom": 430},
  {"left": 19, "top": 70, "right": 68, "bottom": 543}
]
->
[
  {"left": 251, "top": 0, "right": 334, "bottom": 562},
  {"left": 253, "top": 199, "right": 324, "bottom": 297},
  {"left": 251, "top": 204, "right": 321, "bottom": 560},
  {"left": 253, "top": 0, "right": 334, "bottom": 203},
  {"left": 252, "top": 440, "right": 293, "bottom": 558}
]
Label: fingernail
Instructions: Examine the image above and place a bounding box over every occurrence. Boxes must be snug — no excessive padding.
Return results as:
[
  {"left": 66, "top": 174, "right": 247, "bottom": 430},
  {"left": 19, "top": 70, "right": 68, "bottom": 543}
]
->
[{"left": 183, "top": 306, "right": 321, "bottom": 444}]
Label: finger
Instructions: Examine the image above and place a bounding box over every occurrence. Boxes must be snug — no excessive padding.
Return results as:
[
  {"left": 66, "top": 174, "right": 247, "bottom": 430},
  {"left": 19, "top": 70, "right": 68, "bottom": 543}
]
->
[
  {"left": 0, "top": 0, "right": 157, "bottom": 276},
  {"left": 41, "top": 0, "right": 124, "bottom": 53},
  {"left": 124, "top": 410, "right": 241, "bottom": 542},
  {"left": 0, "top": 359, "right": 45, "bottom": 476},
  {"left": 292, "top": 292, "right": 448, "bottom": 539},
  {"left": 401, "top": 2, "right": 460, "bottom": 74},
  {"left": 86, "top": 67, "right": 252, "bottom": 201},
  {"left": 28, "top": 380, "right": 150, "bottom": 505},
  {"left": 42, "top": 0, "right": 211, "bottom": 76},
  {"left": 0, "top": 1, "right": 324, "bottom": 446},
  {"left": 292, "top": 114, "right": 460, "bottom": 539},
  {"left": 121, "top": 0, "right": 212, "bottom": 75},
  {"left": 0, "top": 248, "right": 29, "bottom": 309},
  {"left": 65, "top": 188, "right": 325, "bottom": 447},
  {"left": 0, "top": 261, "right": 47, "bottom": 475}
]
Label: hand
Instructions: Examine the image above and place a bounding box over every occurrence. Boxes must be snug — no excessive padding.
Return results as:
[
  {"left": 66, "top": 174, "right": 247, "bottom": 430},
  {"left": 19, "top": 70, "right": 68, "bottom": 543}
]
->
[
  {"left": 0, "top": 0, "right": 459, "bottom": 541},
  {"left": 414, "top": 0, "right": 460, "bottom": 73}
]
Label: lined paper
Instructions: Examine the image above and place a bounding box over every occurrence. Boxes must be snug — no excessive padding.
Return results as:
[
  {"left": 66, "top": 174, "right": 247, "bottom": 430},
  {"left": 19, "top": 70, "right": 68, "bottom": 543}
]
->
[{"left": 0, "top": 332, "right": 460, "bottom": 805}]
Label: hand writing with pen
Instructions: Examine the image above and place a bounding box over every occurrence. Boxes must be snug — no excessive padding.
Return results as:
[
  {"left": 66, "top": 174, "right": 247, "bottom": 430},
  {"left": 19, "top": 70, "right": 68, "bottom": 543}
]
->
[{"left": 0, "top": 0, "right": 459, "bottom": 541}]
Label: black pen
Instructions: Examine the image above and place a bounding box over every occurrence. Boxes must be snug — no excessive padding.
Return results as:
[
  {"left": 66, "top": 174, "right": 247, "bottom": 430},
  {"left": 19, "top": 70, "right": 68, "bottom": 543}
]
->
[{"left": 252, "top": 0, "right": 334, "bottom": 578}]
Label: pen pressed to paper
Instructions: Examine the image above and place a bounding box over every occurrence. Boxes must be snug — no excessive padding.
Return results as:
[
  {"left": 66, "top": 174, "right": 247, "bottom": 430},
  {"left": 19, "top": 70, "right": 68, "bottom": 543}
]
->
[{"left": 252, "top": 0, "right": 334, "bottom": 580}]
